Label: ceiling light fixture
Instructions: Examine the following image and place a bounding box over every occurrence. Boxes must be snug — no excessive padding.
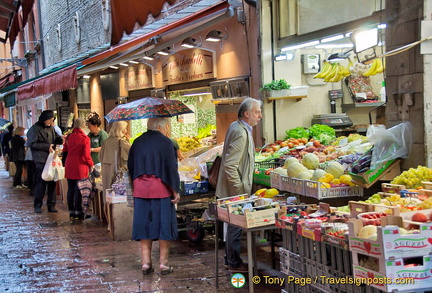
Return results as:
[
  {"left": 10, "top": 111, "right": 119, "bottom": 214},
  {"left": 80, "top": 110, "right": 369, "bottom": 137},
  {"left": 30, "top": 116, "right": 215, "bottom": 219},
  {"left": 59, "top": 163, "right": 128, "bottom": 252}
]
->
[
  {"left": 321, "top": 34, "right": 344, "bottom": 43},
  {"left": 143, "top": 55, "right": 154, "bottom": 61},
  {"left": 281, "top": 40, "right": 320, "bottom": 51},
  {"left": 110, "top": 65, "right": 118, "bottom": 69},
  {"left": 205, "top": 30, "right": 228, "bottom": 42},
  {"left": 157, "top": 47, "right": 172, "bottom": 56},
  {"left": 82, "top": 75, "right": 90, "bottom": 78},
  {"left": 119, "top": 63, "right": 129, "bottom": 67},
  {"left": 274, "top": 53, "right": 295, "bottom": 62},
  {"left": 129, "top": 60, "right": 139, "bottom": 64},
  {"left": 181, "top": 37, "right": 202, "bottom": 48},
  {"left": 315, "top": 43, "right": 354, "bottom": 49}
]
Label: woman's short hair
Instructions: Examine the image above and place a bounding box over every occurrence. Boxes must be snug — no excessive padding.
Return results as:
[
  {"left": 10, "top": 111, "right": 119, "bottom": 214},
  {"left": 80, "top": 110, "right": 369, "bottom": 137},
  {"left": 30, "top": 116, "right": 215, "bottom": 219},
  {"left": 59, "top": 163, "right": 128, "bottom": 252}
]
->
[
  {"left": 74, "top": 118, "right": 87, "bottom": 129},
  {"left": 86, "top": 112, "right": 101, "bottom": 127},
  {"left": 109, "top": 121, "right": 128, "bottom": 137},
  {"left": 238, "top": 97, "right": 262, "bottom": 118},
  {"left": 13, "top": 126, "right": 25, "bottom": 136},
  {"left": 147, "top": 117, "right": 170, "bottom": 131}
]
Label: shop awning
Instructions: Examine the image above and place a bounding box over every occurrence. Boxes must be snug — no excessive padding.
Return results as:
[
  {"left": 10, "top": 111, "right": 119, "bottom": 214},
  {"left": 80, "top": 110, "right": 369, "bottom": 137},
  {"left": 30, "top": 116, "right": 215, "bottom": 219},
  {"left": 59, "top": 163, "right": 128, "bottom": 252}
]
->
[
  {"left": 82, "top": 0, "right": 229, "bottom": 66},
  {"left": 111, "top": 0, "right": 176, "bottom": 46},
  {"left": 0, "top": 0, "right": 35, "bottom": 46},
  {"left": 17, "top": 64, "right": 78, "bottom": 101}
]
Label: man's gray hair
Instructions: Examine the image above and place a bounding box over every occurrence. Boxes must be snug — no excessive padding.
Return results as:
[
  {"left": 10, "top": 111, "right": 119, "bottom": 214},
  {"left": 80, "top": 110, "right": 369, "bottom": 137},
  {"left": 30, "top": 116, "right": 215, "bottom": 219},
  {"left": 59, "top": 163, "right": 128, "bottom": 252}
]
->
[
  {"left": 109, "top": 121, "right": 128, "bottom": 137},
  {"left": 238, "top": 97, "right": 262, "bottom": 118},
  {"left": 74, "top": 118, "right": 86, "bottom": 129},
  {"left": 147, "top": 117, "right": 170, "bottom": 131}
]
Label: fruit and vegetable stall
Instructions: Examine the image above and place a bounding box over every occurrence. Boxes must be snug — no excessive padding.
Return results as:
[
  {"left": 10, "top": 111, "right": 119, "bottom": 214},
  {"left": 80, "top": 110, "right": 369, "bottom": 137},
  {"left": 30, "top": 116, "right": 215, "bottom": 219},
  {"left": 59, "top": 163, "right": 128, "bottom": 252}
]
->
[{"left": 212, "top": 122, "right": 432, "bottom": 292}]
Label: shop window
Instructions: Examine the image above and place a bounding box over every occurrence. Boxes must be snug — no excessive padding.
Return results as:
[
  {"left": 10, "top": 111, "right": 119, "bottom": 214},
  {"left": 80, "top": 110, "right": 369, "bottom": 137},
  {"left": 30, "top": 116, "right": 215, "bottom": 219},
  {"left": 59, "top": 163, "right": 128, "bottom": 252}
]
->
[{"left": 100, "top": 72, "right": 119, "bottom": 100}]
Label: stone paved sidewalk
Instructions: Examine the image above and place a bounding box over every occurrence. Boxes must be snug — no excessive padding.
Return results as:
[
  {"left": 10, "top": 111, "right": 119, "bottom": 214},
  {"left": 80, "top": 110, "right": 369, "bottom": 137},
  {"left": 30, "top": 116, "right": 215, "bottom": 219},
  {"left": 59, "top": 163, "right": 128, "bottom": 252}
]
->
[{"left": 0, "top": 161, "right": 284, "bottom": 292}]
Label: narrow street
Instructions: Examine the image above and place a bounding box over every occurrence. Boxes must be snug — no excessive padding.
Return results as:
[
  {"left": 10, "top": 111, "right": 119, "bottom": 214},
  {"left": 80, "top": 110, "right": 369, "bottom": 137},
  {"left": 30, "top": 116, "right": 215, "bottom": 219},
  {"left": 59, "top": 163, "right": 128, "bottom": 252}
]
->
[{"left": 0, "top": 161, "right": 283, "bottom": 292}]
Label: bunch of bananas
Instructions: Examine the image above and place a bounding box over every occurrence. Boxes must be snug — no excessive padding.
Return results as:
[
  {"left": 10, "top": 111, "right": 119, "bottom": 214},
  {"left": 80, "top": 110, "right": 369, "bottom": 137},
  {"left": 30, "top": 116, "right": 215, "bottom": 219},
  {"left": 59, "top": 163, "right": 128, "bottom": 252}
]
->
[
  {"left": 177, "top": 136, "right": 201, "bottom": 153},
  {"left": 362, "top": 58, "right": 384, "bottom": 76},
  {"left": 314, "top": 61, "right": 351, "bottom": 82}
]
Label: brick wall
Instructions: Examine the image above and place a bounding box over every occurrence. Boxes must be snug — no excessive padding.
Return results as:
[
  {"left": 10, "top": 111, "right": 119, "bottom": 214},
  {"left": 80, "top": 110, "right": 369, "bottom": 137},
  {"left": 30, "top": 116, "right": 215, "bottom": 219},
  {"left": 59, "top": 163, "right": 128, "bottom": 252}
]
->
[
  {"left": 385, "top": 0, "right": 424, "bottom": 168},
  {"left": 39, "top": 0, "right": 110, "bottom": 68}
]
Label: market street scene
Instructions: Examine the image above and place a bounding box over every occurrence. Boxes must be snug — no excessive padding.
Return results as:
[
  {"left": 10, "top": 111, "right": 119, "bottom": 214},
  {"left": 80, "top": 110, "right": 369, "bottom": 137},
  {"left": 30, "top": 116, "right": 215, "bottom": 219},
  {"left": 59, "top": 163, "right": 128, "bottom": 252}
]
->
[{"left": 1, "top": 0, "right": 432, "bottom": 293}]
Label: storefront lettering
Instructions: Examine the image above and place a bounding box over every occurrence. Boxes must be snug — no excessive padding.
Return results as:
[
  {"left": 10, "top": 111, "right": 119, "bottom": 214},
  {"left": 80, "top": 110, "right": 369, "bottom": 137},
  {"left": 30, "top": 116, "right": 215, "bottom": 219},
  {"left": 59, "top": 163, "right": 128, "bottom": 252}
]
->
[
  {"left": 167, "top": 53, "right": 204, "bottom": 71},
  {"left": 396, "top": 271, "right": 429, "bottom": 280},
  {"left": 125, "top": 64, "right": 153, "bottom": 90},
  {"left": 393, "top": 239, "right": 427, "bottom": 248}
]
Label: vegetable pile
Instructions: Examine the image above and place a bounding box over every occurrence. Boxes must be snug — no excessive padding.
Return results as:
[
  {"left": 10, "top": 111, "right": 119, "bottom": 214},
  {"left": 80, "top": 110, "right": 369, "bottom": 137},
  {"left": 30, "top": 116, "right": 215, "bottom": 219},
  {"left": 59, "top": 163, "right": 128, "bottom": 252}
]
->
[{"left": 284, "top": 124, "right": 336, "bottom": 145}]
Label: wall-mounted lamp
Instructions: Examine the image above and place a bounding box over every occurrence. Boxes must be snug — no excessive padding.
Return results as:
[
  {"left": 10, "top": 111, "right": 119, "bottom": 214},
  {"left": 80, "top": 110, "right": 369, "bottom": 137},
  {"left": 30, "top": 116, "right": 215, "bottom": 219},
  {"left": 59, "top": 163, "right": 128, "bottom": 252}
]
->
[
  {"left": 205, "top": 30, "right": 228, "bottom": 42},
  {"left": 274, "top": 53, "right": 295, "bottom": 62},
  {"left": 181, "top": 37, "right": 202, "bottom": 48}
]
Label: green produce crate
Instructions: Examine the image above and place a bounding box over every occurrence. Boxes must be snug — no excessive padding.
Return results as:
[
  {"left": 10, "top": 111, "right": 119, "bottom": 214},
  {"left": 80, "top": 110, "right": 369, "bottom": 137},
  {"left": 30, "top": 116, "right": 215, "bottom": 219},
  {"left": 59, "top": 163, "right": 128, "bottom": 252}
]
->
[{"left": 253, "top": 168, "right": 271, "bottom": 186}]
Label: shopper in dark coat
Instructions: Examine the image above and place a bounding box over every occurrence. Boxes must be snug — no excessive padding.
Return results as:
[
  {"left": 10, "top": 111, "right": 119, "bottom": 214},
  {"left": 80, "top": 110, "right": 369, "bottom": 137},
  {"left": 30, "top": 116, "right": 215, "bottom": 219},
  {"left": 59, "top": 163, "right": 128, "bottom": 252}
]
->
[
  {"left": 127, "top": 117, "right": 180, "bottom": 275},
  {"left": 27, "top": 110, "right": 63, "bottom": 213},
  {"left": 10, "top": 126, "right": 26, "bottom": 188},
  {"left": 2, "top": 124, "right": 14, "bottom": 171}
]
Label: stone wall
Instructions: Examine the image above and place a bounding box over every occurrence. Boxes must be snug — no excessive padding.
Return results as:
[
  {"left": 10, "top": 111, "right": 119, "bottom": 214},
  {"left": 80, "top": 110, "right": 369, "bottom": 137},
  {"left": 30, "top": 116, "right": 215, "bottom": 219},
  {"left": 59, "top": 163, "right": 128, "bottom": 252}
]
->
[
  {"left": 39, "top": 0, "right": 110, "bottom": 68},
  {"left": 385, "top": 0, "right": 424, "bottom": 168}
]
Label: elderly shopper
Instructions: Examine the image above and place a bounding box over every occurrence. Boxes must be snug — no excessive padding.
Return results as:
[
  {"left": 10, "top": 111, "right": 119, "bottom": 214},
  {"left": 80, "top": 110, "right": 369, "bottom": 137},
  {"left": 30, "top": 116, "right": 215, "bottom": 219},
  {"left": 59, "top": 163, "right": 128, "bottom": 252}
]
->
[
  {"left": 27, "top": 110, "right": 63, "bottom": 214},
  {"left": 99, "top": 121, "right": 131, "bottom": 228},
  {"left": 127, "top": 117, "right": 180, "bottom": 275},
  {"left": 215, "top": 97, "right": 262, "bottom": 273},
  {"left": 64, "top": 118, "right": 94, "bottom": 220}
]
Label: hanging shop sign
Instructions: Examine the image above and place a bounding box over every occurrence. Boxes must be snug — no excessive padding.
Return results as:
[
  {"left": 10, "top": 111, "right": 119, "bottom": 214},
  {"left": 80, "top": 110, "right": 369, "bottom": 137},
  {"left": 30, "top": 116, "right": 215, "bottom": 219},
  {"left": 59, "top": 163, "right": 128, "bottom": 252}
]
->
[
  {"left": 4, "top": 92, "right": 16, "bottom": 108},
  {"left": 125, "top": 63, "right": 154, "bottom": 91},
  {"left": 162, "top": 48, "right": 214, "bottom": 86}
]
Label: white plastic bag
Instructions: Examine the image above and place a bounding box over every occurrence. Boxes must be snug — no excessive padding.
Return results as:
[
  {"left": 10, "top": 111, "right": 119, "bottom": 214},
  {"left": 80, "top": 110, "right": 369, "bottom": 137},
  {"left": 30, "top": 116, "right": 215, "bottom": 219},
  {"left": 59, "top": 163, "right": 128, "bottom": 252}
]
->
[
  {"left": 42, "top": 152, "right": 55, "bottom": 181},
  {"left": 42, "top": 152, "right": 64, "bottom": 181},
  {"left": 366, "top": 122, "right": 412, "bottom": 169}
]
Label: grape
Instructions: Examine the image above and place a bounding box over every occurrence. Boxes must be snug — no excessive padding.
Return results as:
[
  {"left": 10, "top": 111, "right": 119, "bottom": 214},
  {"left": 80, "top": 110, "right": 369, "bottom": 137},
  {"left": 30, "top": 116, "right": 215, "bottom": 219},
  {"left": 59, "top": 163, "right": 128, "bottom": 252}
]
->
[{"left": 391, "top": 166, "right": 432, "bottom": 189}]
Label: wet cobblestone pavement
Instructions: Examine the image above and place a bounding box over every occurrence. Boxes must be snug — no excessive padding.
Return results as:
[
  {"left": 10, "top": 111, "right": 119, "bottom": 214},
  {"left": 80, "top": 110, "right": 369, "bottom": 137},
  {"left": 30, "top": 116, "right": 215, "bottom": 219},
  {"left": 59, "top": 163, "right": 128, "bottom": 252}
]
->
[{"left": 0, "top": 162, "right": 284, "bottom": 292}]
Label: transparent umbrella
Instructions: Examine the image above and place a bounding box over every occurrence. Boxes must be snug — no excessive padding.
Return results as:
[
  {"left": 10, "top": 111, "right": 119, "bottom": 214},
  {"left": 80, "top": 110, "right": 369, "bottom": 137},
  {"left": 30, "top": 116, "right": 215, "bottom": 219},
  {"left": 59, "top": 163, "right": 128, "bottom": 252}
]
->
[{"left": 104, "top": 97, "right": 194, "bottom": 123}]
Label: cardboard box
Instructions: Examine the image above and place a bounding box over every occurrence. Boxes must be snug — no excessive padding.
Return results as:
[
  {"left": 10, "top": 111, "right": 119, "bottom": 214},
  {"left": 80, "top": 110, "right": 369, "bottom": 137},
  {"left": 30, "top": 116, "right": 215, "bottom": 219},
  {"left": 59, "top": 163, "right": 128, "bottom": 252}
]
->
[
  {"left": 352, "top": 253, "right": 432, "bottom": 292},
  {"left": 228, "top": 201, "right": 280, "bottom": 228},
  {"left": 108, "top": 202, "right": 133, "bottom": 241},
  {"left": 349, "top": 159, "right": 395, "bottom": 185},
  {"left": 180, "top": 181, "right": 209, "bottom": 195},
  {"left": 215, "top": 194, "right": 249, "bottom": 222},
  {"left": 106, "top": 189, "right": 127, "bottom": 203},
  {"left": 348, "top": 218, "right": 432, "bottom": 259},
  {"left": 304, "top": 180, "right": 363, "bottom": 199}
]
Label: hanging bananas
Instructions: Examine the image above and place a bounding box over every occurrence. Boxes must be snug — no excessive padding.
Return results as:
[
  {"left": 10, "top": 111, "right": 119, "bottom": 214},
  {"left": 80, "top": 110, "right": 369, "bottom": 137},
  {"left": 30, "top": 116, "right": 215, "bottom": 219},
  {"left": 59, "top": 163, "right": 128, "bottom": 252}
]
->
[
  {"left": 314, "top": 61, "right": 351, "bottom": 83},
  {"left": 362, "top": 58, "right": 384, "bottom": 77}
]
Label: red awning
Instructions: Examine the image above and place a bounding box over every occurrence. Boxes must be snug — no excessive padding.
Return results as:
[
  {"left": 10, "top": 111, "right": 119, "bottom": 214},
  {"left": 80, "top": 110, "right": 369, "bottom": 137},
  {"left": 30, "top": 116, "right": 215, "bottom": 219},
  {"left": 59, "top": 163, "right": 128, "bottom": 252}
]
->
[
  {"left": 0, "top": 0, "right": 35, "bottom": 46},
  {"left": 83, "top": 1, "right": 229, "bottom": 66},
  {"left": 17, "top": 64, "right": 78, "bottom": 101},
  {"left": 111, "top": 0, "right": 176, "bottom": 46}
]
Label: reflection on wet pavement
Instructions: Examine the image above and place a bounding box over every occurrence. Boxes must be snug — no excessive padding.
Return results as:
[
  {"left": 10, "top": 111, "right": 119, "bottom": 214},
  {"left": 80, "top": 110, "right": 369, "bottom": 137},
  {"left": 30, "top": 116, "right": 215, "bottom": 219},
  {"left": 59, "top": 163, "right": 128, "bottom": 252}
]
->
[{"left": 0, "top": 162, "right": 283, "bottom": 292}]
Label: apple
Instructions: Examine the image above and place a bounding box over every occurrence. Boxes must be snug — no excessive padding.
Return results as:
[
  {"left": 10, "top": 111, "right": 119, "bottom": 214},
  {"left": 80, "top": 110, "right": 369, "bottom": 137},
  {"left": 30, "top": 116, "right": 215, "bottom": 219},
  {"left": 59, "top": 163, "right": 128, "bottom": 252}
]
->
[{"left": 412, "top": 212, "right": 428, "bottom": 223}]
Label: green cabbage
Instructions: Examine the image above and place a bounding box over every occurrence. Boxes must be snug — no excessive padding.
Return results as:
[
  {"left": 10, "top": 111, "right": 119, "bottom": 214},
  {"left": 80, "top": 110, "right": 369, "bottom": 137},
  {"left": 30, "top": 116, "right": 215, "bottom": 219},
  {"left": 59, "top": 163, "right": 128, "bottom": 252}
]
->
[{"left": 284, "top": 127, "right": 309, "bottom": 140}]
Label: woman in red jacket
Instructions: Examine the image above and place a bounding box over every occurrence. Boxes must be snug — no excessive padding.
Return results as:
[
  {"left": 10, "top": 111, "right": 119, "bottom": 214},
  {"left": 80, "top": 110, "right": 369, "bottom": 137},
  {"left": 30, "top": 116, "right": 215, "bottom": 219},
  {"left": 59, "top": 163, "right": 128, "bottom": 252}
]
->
[{"left": 65, "top": 118, "right": 94, "bottom": 220}]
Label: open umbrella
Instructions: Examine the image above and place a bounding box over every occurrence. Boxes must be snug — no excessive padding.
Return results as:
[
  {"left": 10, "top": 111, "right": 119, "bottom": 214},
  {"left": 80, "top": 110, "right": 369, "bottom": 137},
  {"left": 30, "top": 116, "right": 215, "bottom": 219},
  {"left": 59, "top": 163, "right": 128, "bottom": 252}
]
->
[
  {"left": 0, "top": 117, "right": 12, "bottom": 132},
  {"left": 105, "top": 97, "right": 194, "bottom": 123}
]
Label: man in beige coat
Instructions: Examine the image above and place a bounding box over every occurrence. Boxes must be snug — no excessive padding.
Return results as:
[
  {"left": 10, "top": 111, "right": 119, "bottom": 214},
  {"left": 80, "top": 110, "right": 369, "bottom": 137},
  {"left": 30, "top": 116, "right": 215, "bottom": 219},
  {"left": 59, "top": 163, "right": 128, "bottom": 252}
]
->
[{"left": 215, "top": 97, "right": 262, "bottom": 272}]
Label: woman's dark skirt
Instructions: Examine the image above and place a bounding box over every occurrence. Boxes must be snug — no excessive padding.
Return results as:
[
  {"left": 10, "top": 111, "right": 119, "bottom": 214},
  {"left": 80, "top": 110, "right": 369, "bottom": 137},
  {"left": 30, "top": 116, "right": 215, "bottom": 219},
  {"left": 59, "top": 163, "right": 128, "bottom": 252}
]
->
[{"left": 132, "top": 197, "right": 178, "bottom": 241}]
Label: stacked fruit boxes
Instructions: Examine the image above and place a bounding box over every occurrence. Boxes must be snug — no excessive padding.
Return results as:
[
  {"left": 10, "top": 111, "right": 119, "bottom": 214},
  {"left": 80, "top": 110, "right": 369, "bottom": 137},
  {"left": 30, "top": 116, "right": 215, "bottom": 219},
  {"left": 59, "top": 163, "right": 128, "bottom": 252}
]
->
[{"left": 348, "top": 217, "right": 432, "bottom": 292}]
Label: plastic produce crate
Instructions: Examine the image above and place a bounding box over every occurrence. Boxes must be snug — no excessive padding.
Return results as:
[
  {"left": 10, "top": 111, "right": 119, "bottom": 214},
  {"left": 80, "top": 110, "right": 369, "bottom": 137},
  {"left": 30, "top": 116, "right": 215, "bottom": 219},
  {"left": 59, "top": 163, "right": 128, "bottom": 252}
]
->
[{"left": 304, "top": 180, "right": 363, "bottom": 199}]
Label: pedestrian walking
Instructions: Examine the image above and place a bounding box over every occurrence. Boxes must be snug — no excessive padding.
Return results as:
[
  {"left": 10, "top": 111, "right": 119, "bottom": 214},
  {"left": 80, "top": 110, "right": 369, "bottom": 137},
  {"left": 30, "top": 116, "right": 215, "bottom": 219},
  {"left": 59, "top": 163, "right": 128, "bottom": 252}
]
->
[
  {"left": 64, "top": 118, "right": 94, "bottom": 220},
  {"left": 10, "top": 126, "right": 26, "bottom": 189},
  {"left": 27, "top": 110, "right": 63, "bottom": 213},
  {"left": 215, "top": 97, "right": 262, "bottom": 273},
  {"left": 127, "top": 117, "right": 180, "bottom": 275},
  {"left": 24, "top": 127, "right": 35, "bottom": 196}
]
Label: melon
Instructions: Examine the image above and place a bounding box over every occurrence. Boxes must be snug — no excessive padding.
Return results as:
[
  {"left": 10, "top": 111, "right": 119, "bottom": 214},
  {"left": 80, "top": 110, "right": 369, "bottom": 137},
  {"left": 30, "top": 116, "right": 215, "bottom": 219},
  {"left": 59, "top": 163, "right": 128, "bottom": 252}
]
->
[{"left": 287, "top": 162, "right": 308, "bottom": 178}]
